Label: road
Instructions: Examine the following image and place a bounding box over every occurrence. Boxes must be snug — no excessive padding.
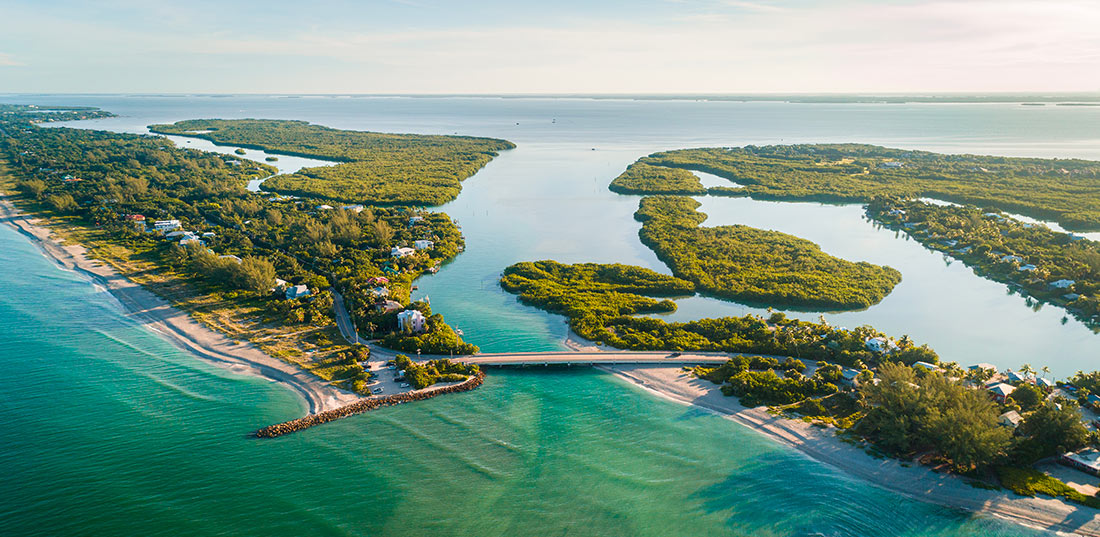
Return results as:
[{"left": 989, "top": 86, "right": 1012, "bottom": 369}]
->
[{"left": 330, "top": 290, "right": 738, "bottom": 367}]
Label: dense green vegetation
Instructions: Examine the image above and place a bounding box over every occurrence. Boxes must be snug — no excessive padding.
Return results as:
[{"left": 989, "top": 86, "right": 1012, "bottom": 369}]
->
[
  {"left": 393, "top": 354, "right": 479, "bottom": 389},
  {"left": 855, "top": 363, "right": 1094, "bottom": 473},
  {"left": 149, "top": 119, "right": 515, "bottom": 205},
  {"left": 500, "top": 260, "right": 693, "bottom": 318},
  {"left": 868, "top": 199, "right": 1100, "bottom": 326},
  {"left": 0, "top": 105, "right": 480, "bottom": 388},
  {"left": 698, "top": 355, "right": 844, "bottom": 406},
  {"left": 623, "top": 144, "right": 1100, "bottom": 231},
  {"left": 608, "top": 162, "right": 706, "bottom": 195},
  {"left": 855, "top": 362, "right": 1011, "bottom": 471},
  {"left": 635, "top": 196, "right": 901, "bottom": 309}
]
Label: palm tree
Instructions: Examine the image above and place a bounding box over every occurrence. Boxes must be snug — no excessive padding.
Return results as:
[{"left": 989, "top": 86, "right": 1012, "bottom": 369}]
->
[
  {"left": 1020, "top": 363, "right": 1035, "bottom": 378},
  {"left": 1041, "top": 366, "right": 1051, "bottom": 379}
]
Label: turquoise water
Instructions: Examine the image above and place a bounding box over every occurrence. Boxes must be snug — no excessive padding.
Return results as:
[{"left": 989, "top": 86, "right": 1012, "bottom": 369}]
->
[
  {"left": 3, "top": 95, "right": 1100, "bottom": 534},
  {"left": 0, "top": 224, "right": 1045, "bottom": 536}
]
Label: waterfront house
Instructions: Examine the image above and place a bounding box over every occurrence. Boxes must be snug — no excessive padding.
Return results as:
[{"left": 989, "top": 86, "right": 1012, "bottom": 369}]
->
[
  {"left": 165, "top": 230, "right": 187, "bottom": 239},
  {"left": 1064, "top": 293, "right": 1081, "bottom": 301},
  {"left": 341, "top": 205, "right": 365, "bottom": 213},
  {"left": 1050, "top": 279, "right": 1076, "bottom": 289},
  {"left": 316, "top": 204, "right": 334, "bottom": 210},
  {"left": 879, "top": 161, "right": 904, "bottom": 168},
  {"left": 285, "top": 284, "right": 311, "bottom": 300},
  {"left": 1089, "top": 394, "right": 1100, "bottom": 408},
  {"left": 1061, "top": 448, "right": 1100, "bottom": 477},
  {"left": 969, "top": 363, "right": 997, "bottom": 373},
  {"left": 1018, "top": 264, "right": 1038, "bottom": 272},
  {"left": 913, "top": 361, "right": 941, "bottom": 373},
  {"left": 887, "top": 209, "right": 906, "bottom": 216},
  {"left": 864, "top": 336, "right": 897, "bottom": 353},
  {"left": 397, "top": 309, "right": 427, "bottom": 333},
  {"left": 368, "top": 276, "right": 390, "bottom": 285},
  {"left": 125, "top": 214, "right": 146, "bottom": 222},
  {"left": 1037, "top": 377, "right": 1056, "bottom": 390},
  {"left": 202, "top": 232, "right": 216, "bottom": 238},
  {"left": 1000, "top": 254, "right": 1023, "bottom": 263},
  {"left": 998, "top": 410, "right": 1023, "bottom": 429},
  {"left": 414, "top": 240, "right": 434, "bottom": 250},
  {"left": 988, "top": 383, "right": 1016, "bottom": 403},
  {"left": 391, "top": 247, "right": 416, "bottom": 258},
  {"left": 1006, "top": 370, "right": 1035, "bottom": 384},
  {"left": 370, "top": 286, "right": 390, "bottom": 299},
  {"left": 408, "top": 215, "right": 425, "bottom": 226}
]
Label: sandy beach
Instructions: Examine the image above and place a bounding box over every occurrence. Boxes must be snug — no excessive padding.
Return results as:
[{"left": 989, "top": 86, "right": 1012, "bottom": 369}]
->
[
  {"left": 599, "top": 363, "right": 1100, "bottom": 536},
  {"left": 0, "top": 195, "right": 362, "bottom": 415}
]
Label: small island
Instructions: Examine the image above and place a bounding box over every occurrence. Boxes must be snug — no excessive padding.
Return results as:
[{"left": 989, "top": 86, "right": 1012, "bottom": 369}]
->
[{"left": 635, "top": 196, "right": 901, "bottom": 309}]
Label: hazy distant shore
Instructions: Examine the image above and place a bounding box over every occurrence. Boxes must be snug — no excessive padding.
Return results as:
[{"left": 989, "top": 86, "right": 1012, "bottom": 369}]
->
[{"left": 0, "top": 195, "right": 361, "bottom": 415}]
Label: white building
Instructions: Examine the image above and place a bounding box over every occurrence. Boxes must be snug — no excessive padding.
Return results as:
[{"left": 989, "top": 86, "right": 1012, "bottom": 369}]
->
[
  {"left": 998, "top": 410, "right": 1023, "bottom": 428},
  {"left": 391, "top": 247, "right": 416, "bottom": 258},
  {"left": 864, "top": 336, "right": 897, "bottom": 353},
  {"left": 1062, "top": 448, "right": 1100, "bottom": 477},
  {"left": 154, "top": 219, "right": 182, "bottom": 232},
  {"left": 408, "top": 215, "right": 425, "bottom": 226},
  {"left": 285, "top": 284, "right": 311, "bottom": 300},
  {"left": 414, "top": 240, "right": 434, "bottom": 250},
  {"left": 1000, "top": 255, "right": 1023, "bottom": 263},
  {"left": 341, "top": 205, "right": 365, "bottom": 213},
  {"left": 1051, "top": 279, "right": 1076, "bottom": 289},
  {"left": 397, "top": 309, "right": 427, "bottom": 333},
  {"left": 1018, "top": 264, "right": 1038, "bottom": 272},
  {"left": 913, "top": 361, "right": 941, "bottom": 373},
  {"left": 370, "top": 286, "right": 390, "bottom": 298}
]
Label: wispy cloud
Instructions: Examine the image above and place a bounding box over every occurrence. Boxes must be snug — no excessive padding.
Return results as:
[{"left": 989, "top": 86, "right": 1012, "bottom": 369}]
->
[
  {"left": 0, "top": 52, "right": 22, "bottom": 66},
  {"left": 0, "top": 0, "right": 1097, "bottom": 93}
]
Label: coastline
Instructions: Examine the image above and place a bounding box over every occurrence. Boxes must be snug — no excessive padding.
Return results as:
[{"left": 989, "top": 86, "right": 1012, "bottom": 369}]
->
[
  {"left": 598, "top": 363, "right": 1100, "bottom": 536},
  {"left": 0, "top": 195, "right": 362, "bottom": 415}
]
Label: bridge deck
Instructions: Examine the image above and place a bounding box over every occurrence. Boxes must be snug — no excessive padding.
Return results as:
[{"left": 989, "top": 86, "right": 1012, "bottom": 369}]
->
[{"left": 460, "top": 352, "right": 730, "bottom": 366}]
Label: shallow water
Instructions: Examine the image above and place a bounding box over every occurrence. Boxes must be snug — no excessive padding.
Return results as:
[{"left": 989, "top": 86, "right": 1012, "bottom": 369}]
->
[{"left": 3, "top": 94, "right": 1100, "bottom": 535}]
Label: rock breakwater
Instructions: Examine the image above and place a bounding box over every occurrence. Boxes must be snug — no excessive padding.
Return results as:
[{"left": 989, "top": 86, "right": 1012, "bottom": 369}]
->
[{"left": 255, "top": 371, "right": 487, "bottom": 437}]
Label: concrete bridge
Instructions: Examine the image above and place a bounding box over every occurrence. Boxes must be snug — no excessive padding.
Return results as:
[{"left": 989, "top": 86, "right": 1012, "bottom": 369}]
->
[{"left": 459, "top": 351, "right": 731, "bottom": 367}]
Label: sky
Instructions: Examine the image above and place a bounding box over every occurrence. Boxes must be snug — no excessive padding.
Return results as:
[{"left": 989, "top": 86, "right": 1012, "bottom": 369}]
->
[{"left": 1, "top": 0, "right": 1098, "bottom": 94}]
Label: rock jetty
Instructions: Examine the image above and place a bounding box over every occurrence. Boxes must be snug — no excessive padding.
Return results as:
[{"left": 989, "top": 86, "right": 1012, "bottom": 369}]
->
[{"left": 255, "top": 371, "right": 487, "bottom": 438}]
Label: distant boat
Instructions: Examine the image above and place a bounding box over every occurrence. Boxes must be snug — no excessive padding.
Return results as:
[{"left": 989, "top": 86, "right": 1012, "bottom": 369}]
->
[{"left": 455, "top": 328, "right": 464, "bottom": 336}]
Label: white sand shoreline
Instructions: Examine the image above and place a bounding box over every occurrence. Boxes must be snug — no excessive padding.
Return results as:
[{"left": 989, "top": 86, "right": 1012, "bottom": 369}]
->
[
  {"left": 0, "top": 195, "right": 362, "bottom": 415},
  {"left": 598, "top": 363, "right": 1100, "bottom": 536}
]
